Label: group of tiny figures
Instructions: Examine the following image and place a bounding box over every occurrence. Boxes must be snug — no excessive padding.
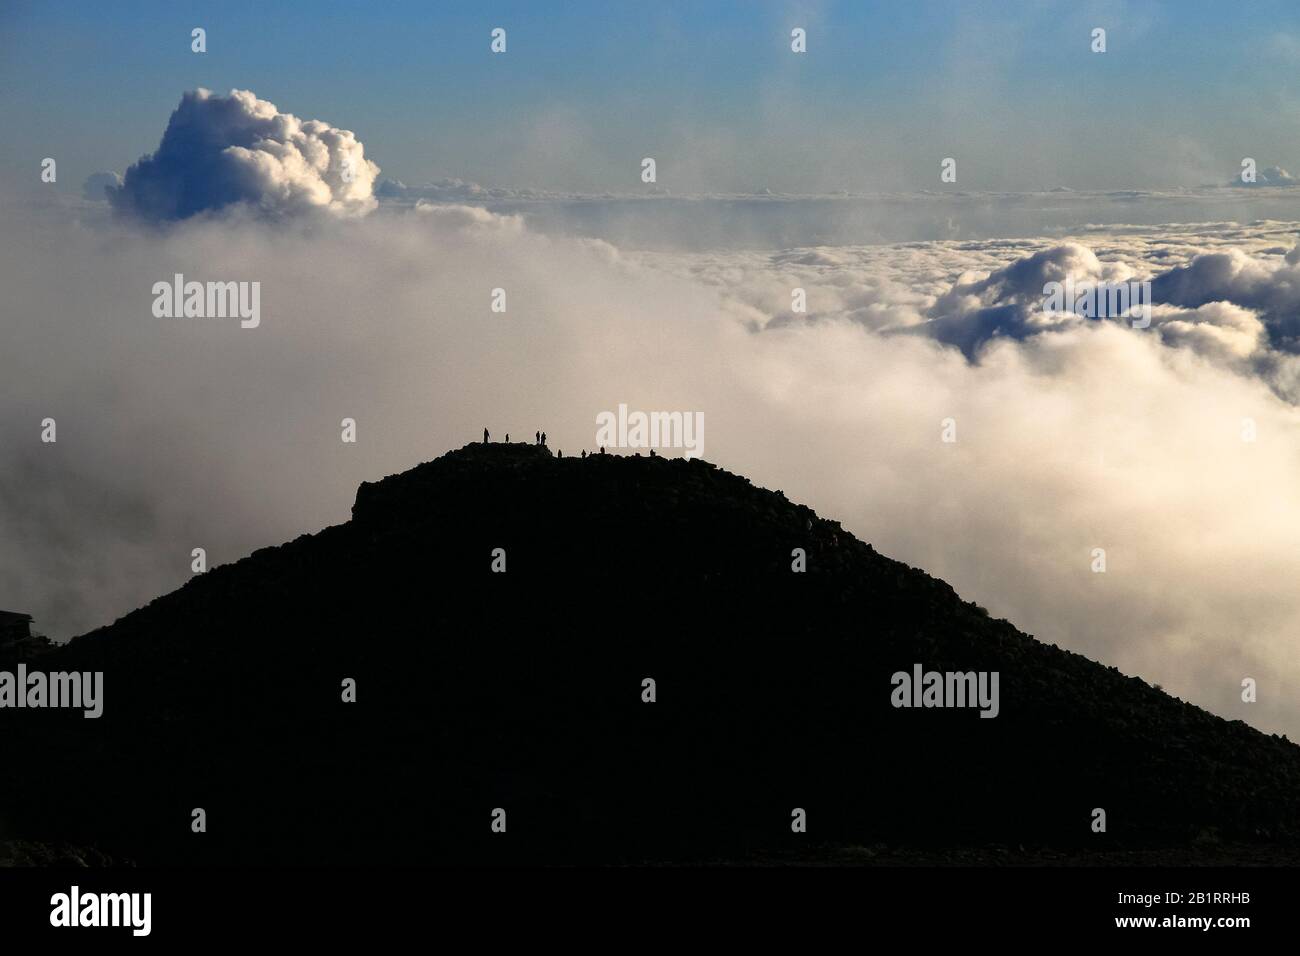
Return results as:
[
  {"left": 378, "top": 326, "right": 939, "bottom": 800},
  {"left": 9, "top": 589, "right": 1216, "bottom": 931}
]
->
[{"left": 483, "top": 428, "right": 620, "bottom": 459}]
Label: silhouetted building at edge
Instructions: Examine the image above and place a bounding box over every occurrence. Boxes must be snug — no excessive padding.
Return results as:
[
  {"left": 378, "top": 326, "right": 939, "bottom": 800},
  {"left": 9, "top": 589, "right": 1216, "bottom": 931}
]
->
[{"left": 0, "top": 610, "right": 54, "bottom": 662}]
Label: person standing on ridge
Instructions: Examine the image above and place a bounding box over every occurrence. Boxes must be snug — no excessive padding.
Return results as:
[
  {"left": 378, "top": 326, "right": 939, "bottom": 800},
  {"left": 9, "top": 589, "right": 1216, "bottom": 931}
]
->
[
  {"left": 541, "top": 432, "right": 547, "bottom": 446},
  {"left": 535, "top": 431, "right": 540, "bottom": 445},
  {"left": 484, "top": 428, "right": 489, "bottom": 444}
]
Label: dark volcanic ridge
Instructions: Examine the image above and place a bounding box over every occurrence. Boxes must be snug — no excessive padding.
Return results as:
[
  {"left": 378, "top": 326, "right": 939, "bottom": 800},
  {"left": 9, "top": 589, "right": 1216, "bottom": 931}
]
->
[{"left": 2, "top": 442, "right": 1298, "bottom": 865}]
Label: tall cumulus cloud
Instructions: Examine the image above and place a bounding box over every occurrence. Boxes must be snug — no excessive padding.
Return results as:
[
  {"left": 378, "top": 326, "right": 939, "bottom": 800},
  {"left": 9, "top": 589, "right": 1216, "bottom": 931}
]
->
[{"left": 108, "top": 89, "right": 379, "bottom": 221}]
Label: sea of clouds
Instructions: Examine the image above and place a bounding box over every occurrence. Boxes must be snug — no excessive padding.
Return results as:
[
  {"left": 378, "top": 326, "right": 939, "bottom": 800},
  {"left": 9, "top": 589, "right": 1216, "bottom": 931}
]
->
[{"left": 5, "top": 89, "right": 1300, "bottom": 741}]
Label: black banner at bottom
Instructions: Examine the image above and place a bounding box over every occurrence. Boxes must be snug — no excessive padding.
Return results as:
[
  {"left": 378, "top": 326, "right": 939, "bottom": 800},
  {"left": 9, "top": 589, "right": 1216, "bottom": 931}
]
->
[{"left": 0, "top": 864, "right": 1287, "bottom": 942}]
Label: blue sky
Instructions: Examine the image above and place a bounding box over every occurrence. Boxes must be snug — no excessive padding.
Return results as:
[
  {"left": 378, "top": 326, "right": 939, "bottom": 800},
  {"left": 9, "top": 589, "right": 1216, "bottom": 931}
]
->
[{"left": 5, "top": 0, "right": 1300, "bottom": 194}]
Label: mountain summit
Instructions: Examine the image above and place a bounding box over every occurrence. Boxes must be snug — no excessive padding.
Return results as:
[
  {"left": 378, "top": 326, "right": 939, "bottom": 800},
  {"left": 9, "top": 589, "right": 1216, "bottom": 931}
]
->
[{"left": 3, "top": 442, "right": 1299, "bottom": 865}]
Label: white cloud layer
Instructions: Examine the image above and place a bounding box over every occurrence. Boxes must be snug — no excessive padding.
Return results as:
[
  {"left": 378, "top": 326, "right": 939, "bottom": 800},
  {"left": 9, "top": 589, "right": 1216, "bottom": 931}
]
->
[{"left": 3, "top": 198, "right": 1300, "bottom": 745}]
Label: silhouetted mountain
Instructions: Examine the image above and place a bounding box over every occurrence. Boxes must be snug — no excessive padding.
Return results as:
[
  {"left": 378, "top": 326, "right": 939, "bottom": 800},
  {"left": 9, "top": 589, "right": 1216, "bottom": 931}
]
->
[{"left": 3, "top": 442, "right": 1298, "bottom": 865}]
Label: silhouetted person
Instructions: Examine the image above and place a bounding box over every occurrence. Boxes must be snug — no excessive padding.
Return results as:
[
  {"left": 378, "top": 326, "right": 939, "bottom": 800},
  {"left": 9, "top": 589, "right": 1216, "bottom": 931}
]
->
[
  {"left": 600, "top": 446, "right": 606, "bottom": 455},
  {"left": 650, "top": 448, "right": 656, "bottom": 458},
  {"left": 581, "top": 450, "right": 586, "bottom": 459},
  {"left": 535, "top": 431, "right": 540, "bottom": 444},
  {"left": 506, "top": 433, "right": 510, "bottom": 443},
  {"left": 541, "top": 432, "right": 547, "bottom": 446},
  {"left": 484, "top": 428, "right": 489, "bottom": 443},
  {"left": 558, "top": 450, "right": 563, "bottom": 458}
]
